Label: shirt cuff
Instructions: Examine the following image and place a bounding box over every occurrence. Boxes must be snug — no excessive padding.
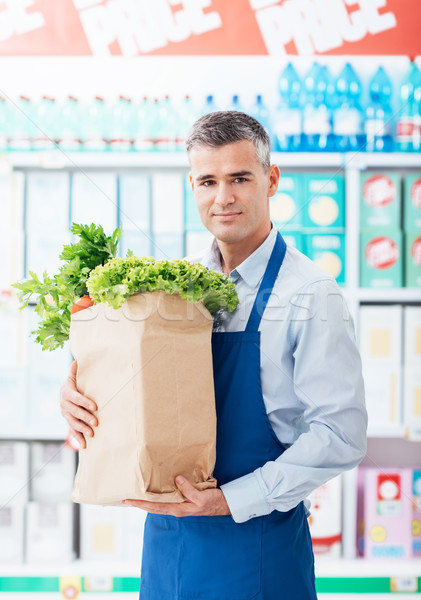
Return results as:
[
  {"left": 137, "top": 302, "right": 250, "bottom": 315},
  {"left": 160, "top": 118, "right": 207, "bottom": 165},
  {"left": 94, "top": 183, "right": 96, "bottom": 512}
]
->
[{"left": 220, "top": 472, "right": 272, "bottom": 523}]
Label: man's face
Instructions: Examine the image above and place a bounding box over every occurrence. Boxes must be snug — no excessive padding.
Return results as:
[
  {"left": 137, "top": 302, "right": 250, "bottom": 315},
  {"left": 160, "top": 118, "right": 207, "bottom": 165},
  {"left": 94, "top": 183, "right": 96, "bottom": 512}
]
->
[{"left": 189, "top": 140, "right": 279, "bottom": 244}]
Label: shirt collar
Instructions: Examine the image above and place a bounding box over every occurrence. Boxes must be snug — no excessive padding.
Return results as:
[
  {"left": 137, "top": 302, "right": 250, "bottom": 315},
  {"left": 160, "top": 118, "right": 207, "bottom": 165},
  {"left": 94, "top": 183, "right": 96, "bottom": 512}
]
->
[{"left": 203, "top": 225, "right": 278, "bottom": 289}]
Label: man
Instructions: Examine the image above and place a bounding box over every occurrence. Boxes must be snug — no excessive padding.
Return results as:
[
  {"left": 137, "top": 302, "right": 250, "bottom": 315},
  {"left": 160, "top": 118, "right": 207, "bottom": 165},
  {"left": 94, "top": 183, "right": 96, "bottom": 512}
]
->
[{"left": 60, "top": 111, "right": 367, "bottom": 599}]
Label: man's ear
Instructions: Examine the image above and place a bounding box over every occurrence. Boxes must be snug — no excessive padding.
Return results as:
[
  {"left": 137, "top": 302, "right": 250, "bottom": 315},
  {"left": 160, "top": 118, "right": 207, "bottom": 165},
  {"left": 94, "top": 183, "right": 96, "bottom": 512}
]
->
[{"left": 268, "top": 164, "right": 280, "bottom": 198}]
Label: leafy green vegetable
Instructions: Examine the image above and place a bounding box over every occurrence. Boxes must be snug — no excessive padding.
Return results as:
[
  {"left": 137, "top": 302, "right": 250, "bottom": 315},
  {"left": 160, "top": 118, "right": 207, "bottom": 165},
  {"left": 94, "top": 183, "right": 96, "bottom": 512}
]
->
[
  {"left": 87, "top": 256, "right": 239, "bottom": 315},
  {"left": 12, "top": 223, "right": 121, "bottom": 351}
]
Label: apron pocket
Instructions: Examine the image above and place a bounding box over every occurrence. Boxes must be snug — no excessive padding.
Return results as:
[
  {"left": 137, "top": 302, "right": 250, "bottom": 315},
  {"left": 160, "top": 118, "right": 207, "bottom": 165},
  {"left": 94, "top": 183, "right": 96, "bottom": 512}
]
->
[{"left": 141, "top": 514, "right": 262, "bottom": 600}]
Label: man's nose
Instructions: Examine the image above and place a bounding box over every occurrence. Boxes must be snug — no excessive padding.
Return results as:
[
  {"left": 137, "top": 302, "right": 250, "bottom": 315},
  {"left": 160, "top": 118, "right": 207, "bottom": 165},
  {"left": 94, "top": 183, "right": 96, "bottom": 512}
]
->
[{"left": 215, "top": 183, "right": 234, "bottom": 207}]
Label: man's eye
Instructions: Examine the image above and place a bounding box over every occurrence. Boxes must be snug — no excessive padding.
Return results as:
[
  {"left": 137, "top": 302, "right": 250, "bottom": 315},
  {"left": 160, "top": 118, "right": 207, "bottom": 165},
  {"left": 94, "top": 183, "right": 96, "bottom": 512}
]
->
[
  {"left": 202, "top": 180, "right": 215, "bottom": 186},
  {"left": 234, "top": 177, "right": 247, "bottom": 183}
]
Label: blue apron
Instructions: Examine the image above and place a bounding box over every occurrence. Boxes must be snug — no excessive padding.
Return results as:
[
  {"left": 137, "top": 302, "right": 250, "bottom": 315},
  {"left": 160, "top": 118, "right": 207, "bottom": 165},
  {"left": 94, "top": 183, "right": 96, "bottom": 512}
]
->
[{"left": 139, "top": 232, "right": 317, "bottom": 600}]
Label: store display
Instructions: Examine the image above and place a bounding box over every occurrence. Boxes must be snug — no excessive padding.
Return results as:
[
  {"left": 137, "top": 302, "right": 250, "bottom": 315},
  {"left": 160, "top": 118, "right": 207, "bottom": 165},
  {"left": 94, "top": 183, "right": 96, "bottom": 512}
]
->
[
  {"left": 305, "top": 233, "right": 345, "bottom": 285},
  {"left": 0, "top": 442, "right": 29, "bottom": 506},
  {"left": 360, "top": 230, "right": 403, "bottom": 288},
  {"left": 0, "top": 505, "right": 25, "bottom": 564},
  {"left": 396, "top": 61, "right": 421, "bottom": 153},
  {"left": 365, "top": 67, "right": 394, "bottom": 153},
  {"left": 307, "top": 475, "right": 342, "bottom": 558},
  {"left": 25, "top": 502, "right": 74, "bottom": 564},
  {"left": 404, "top": 174, "right": 421, "bottom": 230},
  {"left": 303, "top": 174, "right": 345, "bottom": 229},
  {"left": 30, "top": 442, "right": 76, "bottom": 504},
  {"left": 359, "top": 305, "right": 402, "bottom": 429},
  {"left": 405, "top": 232, "right": 421, "bottom": 287},
  {"left": 360, "top": 172, "right": 401, "bottom": 229},
  {"left": 270, "top": 174, "right": 303, "bottom": 230}
]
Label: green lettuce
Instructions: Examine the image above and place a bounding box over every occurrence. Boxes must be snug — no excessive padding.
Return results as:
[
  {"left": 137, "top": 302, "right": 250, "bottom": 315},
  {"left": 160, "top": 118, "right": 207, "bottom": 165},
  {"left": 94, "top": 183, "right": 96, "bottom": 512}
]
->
[{"left": 87, "top": 256, "right": 239, "bottom": 315}]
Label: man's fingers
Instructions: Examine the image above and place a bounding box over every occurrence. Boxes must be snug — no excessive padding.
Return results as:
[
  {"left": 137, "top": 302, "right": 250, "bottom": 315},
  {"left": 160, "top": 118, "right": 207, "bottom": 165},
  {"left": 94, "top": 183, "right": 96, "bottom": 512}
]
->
[
  {"left": 175, "top": 476, "right": 201, "bottom": 503},
  {"left": 71, "top": 390, "right": 97, "bottom": 413},
  {"left": 67, "top": 415, "right": 94, "bottom": 438},
  {"left": 68, "top": 428, "right": 86, "bottom": 449}
]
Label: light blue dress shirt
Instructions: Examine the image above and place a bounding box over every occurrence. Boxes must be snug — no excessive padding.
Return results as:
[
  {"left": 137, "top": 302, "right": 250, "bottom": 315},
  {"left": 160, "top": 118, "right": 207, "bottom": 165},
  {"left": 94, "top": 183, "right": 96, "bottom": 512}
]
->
[{"left": 187, "top": 225, "right": 367, "bottom": 524}]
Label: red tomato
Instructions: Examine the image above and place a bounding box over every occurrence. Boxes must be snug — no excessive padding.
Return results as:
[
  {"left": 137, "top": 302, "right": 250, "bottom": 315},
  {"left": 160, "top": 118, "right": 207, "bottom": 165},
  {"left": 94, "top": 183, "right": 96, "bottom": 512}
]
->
[{"left": 71, "top": 296, "right": 94, "bottom": 314}]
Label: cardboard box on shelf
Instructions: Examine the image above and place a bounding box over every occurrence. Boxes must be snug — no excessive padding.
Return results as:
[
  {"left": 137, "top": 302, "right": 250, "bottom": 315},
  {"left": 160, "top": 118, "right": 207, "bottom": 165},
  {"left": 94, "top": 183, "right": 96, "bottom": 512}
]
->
[
  {"left": 303, "top": 173, "right": 345, "bottom": 230},
  {"left": 305, "top": 233, "right": 345, "bottom": 285},
  {"left": 404, "top": 174, "right": 421, "bottom": 231},
  {"left": 30, "top": 443, "right": 76, "bottom": 504},
  {"left": 0, "top": 504, "right": 25, "bottom": 564},
  {"left": 307, "top": 475, "right": 342, "bottom": 558},
  {"left": 152, "top": 173, "right": 183, "bottom": 234},
  {"left": 0, "top": 442, "right": 29, "bottom": 505},
  {"left": 364, "top": 467, "right": 412, "bottom": 560},
  {"left": 270, "top": 174, "right": 303, "bottom": 229},
  {"left": 25, "top": 502, "right": 74, "bottom": 564},
  {"left": 71, "top": 172, "right": 117, "bottom": 234},
  {"left": 360, "top": 172, "right": 401, "bottom": 229},
  {"left": 26, "top": 172, "right": 69, "bottom": 232},
  {"left": 405, "top": 231, "right": 421, "bottom": 287},
  {"left": 413, "top": 470, "right": 421, "bottom": 557},
  {"left": 360, "top": 230, "right": 403, "bottom": 288},
  {"left": 80, "top": 504, "right": 125, "bottom": 562},
  {"left": 119, "top": 173, "right": 151, "bottom": 232},
  {"left": 359, "top": 305, "right": 402, "bottom": 428}
]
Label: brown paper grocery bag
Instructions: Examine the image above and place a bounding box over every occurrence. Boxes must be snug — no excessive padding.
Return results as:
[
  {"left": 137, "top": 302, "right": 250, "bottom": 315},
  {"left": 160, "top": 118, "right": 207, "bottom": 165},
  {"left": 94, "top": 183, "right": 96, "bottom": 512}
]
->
[{"left": 70, "top": 290, "right": 217, "bottom": 506}]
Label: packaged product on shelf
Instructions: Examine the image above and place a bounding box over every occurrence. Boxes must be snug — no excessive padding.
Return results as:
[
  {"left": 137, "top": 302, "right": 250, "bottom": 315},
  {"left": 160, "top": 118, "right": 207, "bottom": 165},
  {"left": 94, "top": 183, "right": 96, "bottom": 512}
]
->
[
  {"left": 26, "top": 172, "right": 70, "bottom": 232},
  {"left": 307, "top": 474, "right": 342, "bottom": 558},
  {"left": 363, "top": 467, "right": 412, "bottom": 560},
  {"left": 108, "top": 96, "right": 134, "bottom": 152},
  {"left": 119, "top": 174, "right": 151, "bottom": 231},
  {"left": 25, "top": 502, "right": 74, "bottom": 563},
  {"left": 185, "top": 230, "right": 213, "bottom": 257},
  {"left": 71, "top": 172, "right": 117, "bottom": 234},
  {"left": 305, "top": 233, "right": 345, "bottom": 285},
  {"left": 413, "top": 470, "right": 421, "bottom": 557},
  {"left": 405, "top": 231, "right": 421, "bottom": 287},
  {"left": 0, "top": 172, "right": 24, "bottom": 231},
  {"left": 0, "top": 290, "right": 26, "bottom": 366},
  {"left": 360, "top": 230, "right": 403, "bottom": 288},
  {"left": 360, "top": 172, "right": 401, "bottom": 229},
  {"left": 184, "top": 174, "right": 206, "bottom": 232},
  {"left": 0, "top": 442, "right": 29, "bottom": 505},
  {"left": 333, "top": 63, "right": 364, "bottom": 153},
  {"left": 13, "top": 224, "right": 238, "bottom": 506},
  {"left": 269, "top": 174, "right": 303, "bottom": 230},
  {"left": 152, "top": 232, "right": 184, "bottom": 260},
  {"left": 30, "top": 443, "right": 76, "bottom": 504},
  {"left": 152, "top": 173, "right": 183, "bottom": 234},
  {"left": 80, "top": 504, "right": 126, "bottom": 561},
  {"left": 303, "top": 174, "right": 345, "bottom": 230},
  {"left": 403, "top": 174, "right": 421, "bottom": 230},
  {"left": 274, "top": 63, "right": 303, "bottom": 152},
  {"left": 403, "top": 307, "right": 421, "bottom": 435},
  {"left": 0, "top": 504, "right": 24, "bottom": 564},
  {"left": 279, "top": 231, "right": 304, "bottom": 253},
  {"left": 359, "top": 305, "right": 402, "bottom": 429},
  {"left": 0, "top": 366, "right": 26, "bottom": 434}
]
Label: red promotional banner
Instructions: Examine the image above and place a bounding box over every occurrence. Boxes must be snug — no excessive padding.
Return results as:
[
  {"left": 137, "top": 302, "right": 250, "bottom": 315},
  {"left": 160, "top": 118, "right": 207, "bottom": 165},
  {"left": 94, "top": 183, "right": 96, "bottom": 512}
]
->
[{"left": 0, "top": 0, "right": 419, "bottom": 57}]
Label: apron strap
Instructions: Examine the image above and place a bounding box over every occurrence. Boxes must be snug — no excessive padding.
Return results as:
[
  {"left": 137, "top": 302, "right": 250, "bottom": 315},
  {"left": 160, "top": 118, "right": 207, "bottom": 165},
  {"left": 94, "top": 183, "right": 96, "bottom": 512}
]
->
[{"left": 245, "top": 231, "right": 287, "bottom": 333}]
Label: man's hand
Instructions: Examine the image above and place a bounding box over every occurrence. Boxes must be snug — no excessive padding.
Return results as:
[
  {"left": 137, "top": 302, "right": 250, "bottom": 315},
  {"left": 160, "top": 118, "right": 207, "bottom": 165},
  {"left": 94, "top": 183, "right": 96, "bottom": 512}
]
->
[
  {"left": 123, "top": 476, "right": 231, "bottom": 517},
  {"left": 60, "top": 360, "right": 97, "bottom": 449}
]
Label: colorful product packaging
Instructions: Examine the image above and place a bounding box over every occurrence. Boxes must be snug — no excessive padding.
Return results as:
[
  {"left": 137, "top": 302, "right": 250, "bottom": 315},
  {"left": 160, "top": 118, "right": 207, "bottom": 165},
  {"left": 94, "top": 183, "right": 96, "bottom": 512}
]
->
[
  {"left": 360, "top": 172, "right": 401, "bottom": 228},
  {"left": 270, "top": 174, "right": 303, "bottom": 229},
  {"left": 359, "top": 305, "right": 402, "bottom": 429},
  {"left": 404, "top": 174, "right": 421, "bottom": 230},
  {"left": 303, "top": 174, "right": 345, "bottom": 230},
  {"left": 413, "top": 470, "right": 421, "bottom": 557},
  {"left": 364, "top": 467, "right": 412, "bottom": 560},
  {"left": 307, "top": 475, "right": 342, "bottom": 558},
  {"left": 360, "top": 230, "right": 403, "bottom": 287},
  {"left": 405, "top": 231, "right": 421, "bottom": 287},
  {"left": 305, "top": 233, "right": 345, "bottom": 285}
]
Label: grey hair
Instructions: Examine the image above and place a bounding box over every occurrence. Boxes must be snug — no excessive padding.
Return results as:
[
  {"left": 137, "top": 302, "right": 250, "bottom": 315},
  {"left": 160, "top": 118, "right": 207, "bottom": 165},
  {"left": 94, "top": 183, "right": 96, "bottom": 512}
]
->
[{"left": 186, "top": 111, "right": 271, "bottom": 172}]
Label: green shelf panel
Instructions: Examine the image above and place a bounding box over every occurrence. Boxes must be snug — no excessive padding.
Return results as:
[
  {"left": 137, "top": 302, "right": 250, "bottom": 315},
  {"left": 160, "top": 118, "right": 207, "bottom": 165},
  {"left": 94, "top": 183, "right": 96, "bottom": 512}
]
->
[{"left": 0, "top": 577, "right": 60, "bottom": 592}]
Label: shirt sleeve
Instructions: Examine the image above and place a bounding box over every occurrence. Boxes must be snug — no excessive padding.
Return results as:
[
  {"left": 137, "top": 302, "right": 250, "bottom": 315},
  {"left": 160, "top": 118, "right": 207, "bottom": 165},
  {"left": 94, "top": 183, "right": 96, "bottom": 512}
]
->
[{"left": 221, "top": 277, "right": 367, "bottom": 524}]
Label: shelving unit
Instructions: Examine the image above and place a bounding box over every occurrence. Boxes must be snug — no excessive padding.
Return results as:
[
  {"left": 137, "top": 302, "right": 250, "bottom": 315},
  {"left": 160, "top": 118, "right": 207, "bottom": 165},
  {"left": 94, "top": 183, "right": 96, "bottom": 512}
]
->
[{"left": 2, "top": 150, "right": 420, "bottom": 596}]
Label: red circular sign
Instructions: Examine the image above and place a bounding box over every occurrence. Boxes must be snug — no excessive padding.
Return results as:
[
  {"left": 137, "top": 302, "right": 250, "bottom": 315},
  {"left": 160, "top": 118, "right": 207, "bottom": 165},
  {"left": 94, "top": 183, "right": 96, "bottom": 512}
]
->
[
  {"left": 412, "top": 237, "right": 421, "bottom": 266},
  {"left": 363, "top": 175, "right": 396, "bottom": 207},
  {"left": 365, "top": 237, "right": 399, "bottom": 269},
  {"left": 410, "top": 179, "right": 421, "bottom": 210}
]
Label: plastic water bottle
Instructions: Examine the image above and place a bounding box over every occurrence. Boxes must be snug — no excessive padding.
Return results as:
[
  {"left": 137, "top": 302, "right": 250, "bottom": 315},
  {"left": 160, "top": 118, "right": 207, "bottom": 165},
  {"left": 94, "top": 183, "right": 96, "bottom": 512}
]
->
[
  {"left": 365, "top": 67, "right": 394, "bottom": 153},
  {"left": 228, "top": 95, "right": 244, "bottom": 112},
  {"left": 273, "top": 63, "right": 302, "bottom": 152},
  {"left": 83, "top": 96, "right": 108, "bottom": 151},
  {"left": 333, "top": 63, "right": 364, "bottom": 152},
  {"left": 155, "top": 96, "right": 177, "bottom": 152},
  {"left": 58, "top": 96, "right": 83, "bottom": 151},
  {"left": 396, "top": 61, "right": 421, "bottom": 152},
  {"left": 176, "top": 95, "right": 197, "bottom": 151},
  {"left": 201, "top": 95, "right": 218, "bottom": 116},
  {"left": 32, "top": 96, "right": 58, "bottom": 151},
  {"left": 0, "top": 96, "right": 9, "bottom": 151},
  {"left": 8, "top": 96, "right": 35, "bottom": 150},
  {"left": 109, "top": 96, "right": 134, "bottom": 152},
  {"left": 249, "top": 94, "right": 271, "bottom": 136},
  {"left": 302, "top": 63, "right": 332, "bottom": 152},
  {"left": 133, "top": 97, "right": 153, "bottom": 152}
]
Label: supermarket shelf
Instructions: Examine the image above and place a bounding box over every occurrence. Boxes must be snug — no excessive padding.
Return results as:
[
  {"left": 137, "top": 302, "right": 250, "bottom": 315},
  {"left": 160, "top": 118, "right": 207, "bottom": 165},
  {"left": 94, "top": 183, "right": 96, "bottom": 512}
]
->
[
  {"left": 2, "top": 151, "right": 421, "bottom": 171},
  {"left": 0, "top": 560, "right": 420, "bottom": 594},
  {"left": 357, "top": 288, "right": 421, "bottom": 303}
]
